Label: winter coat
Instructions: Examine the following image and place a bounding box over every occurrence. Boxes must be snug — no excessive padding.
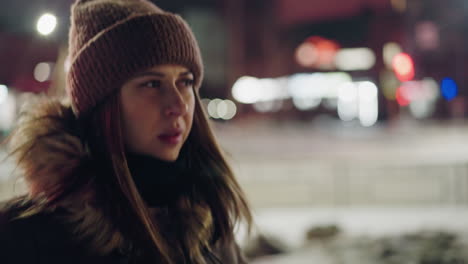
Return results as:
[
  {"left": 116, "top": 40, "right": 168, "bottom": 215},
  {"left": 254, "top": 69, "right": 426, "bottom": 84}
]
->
[{"left": 0, "top": 99, "right": 248, "bottom": 264}]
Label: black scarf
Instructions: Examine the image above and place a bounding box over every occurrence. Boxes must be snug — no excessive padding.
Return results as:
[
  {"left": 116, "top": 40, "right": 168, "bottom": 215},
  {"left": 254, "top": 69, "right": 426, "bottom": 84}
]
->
[{"left": 125, "top": 150, "right": 195, "bottom": 207}]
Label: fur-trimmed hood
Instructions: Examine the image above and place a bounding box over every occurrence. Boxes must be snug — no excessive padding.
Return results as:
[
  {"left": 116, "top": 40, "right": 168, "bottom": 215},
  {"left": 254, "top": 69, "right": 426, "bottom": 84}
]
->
[{"left": 8, "top": 97, "right": 128, "bottom": 254}]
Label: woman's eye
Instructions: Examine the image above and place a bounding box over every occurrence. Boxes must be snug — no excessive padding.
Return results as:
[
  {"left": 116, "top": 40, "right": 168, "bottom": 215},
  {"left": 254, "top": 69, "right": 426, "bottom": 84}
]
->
[
  {"left": 182, "top": 79, "right": 194, "bottom": 87},
  {"left": 143, "top": 80, "right": 161, "bottom": 88}
]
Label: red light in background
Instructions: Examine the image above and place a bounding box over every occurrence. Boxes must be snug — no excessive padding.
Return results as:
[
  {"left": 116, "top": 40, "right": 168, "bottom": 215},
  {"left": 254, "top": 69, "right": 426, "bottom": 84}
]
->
[
  {"left": 295, "top": 36, "right": 339, "bottom": 69},
  {"left": 392, "top": 53, "right": 415, "bottom": 82},
  {"left": 396, "top": 86, "right": 410, "bottom": 106}
]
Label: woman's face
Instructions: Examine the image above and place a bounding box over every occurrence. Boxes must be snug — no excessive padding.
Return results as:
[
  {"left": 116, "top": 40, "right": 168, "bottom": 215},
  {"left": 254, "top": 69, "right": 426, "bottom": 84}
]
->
[{"left": 120, "top": 64, "right": 196, "bottom": 161}]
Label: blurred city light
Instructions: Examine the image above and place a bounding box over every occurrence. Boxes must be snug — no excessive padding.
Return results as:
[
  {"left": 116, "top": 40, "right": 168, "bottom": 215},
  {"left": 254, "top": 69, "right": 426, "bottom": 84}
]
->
[
  {"left": 395, "top": 86, "right": 410, "bottom": 106},
  {"left": 287, "top": 72, "right": 352, "bottom": 102},
  {"left": 383, "top": 42, "right": 402, "bottom": 69},
  {"left": 415, "top": 21, "right": 439, "bottom": 51},
  {"left": 295, "top": 36, "right": 339, "bottom": 69},
  {"left": 220, "top": 100, "right": 237, "bottom": 120},
  {"left": 295, "top": 42, "right": 317, "bottom": 67},
  {"left": 441, "top": 78, "right": 458, "bottom": 101},
  {"left": 380, "top": 69, "right": 400, "bottom": 100},
  {"left": 292, "top": 97, "right": 321, "bottom": 111},
  {"left": 392, "top": 53, "right": 415, "bottom": 82},
  {"left": 422, "top": 78, "right": 440, "bottom": 101},
  {"left": 338, "top": 82, "right": 358, "bottom": 103},
  {"left": 338, "top": 81, "right": 379, "bottom": 126},
  {"left": 358, "top": 81, "right": 378, "bottom": 102},
  {"left": 0, "top": 87, "right": 16, "bottom": 131},
  {"left": 207, "top": 98, "right": 222, "bottom": 119},
  {"left": 358, "top": 82, "right": 379, "bottom": 127},
  {"left": 395, "top": 78, "right": 439, "bottom": 111},
  {"left": 334, "top": 48, "right": 376, "bottom": 71},
  {"left": 0, "top": 85, "right": 8, "bottom": 104},
  {"left": 232, "top": 76, "right": 288, "bottom": 104},
  {"left": 337, "top": 82, "right": 359, "bottom": 121},
  {"left": 232, "top": 76, "right": 261, "bottom": 104},
  {"left": 396, "top": 86, "right": 410, "bottom": 106},
  {"left": 206, "top": 98, "right": 237, "bottom": 120},
  {"left": 408, "top": 78, "right": 439, "bottom": 119},
  {"left": 34, "top": 62, "right": 53, "bottom": 82},
  {"left": 37, "top": 13, "right": 57, "bottom": 36}
]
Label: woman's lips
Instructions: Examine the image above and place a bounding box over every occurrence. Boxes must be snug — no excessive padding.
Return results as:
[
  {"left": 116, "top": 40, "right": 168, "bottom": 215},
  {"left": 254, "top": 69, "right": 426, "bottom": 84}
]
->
[{"left": 158, "top": 132, "right": 182, "bottom": 144}]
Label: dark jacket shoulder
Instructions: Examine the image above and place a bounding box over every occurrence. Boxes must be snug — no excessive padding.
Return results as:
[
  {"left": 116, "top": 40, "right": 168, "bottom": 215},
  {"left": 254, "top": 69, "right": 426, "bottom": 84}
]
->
[{"left": 0, "top": 196, "right": 114, "bottom": 264}]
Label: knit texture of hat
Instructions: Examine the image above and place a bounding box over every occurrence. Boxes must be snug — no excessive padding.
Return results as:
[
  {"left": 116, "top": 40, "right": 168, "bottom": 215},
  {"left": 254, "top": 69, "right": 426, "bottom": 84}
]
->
[{"left": 66, "top": 0, "right": 204, "bottom": 117}]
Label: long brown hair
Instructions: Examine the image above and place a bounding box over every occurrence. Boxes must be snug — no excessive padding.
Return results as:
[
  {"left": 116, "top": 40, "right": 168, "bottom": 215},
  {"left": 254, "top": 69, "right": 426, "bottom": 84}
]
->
[{"left": 80, "top": 89, "right": 253, "bottom": 263}]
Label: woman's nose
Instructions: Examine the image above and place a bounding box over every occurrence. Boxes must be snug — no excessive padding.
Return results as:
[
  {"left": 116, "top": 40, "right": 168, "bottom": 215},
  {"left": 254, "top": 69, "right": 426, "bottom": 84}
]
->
[{"left": 164, "top": 89, "right": 188, "bottom": 117}]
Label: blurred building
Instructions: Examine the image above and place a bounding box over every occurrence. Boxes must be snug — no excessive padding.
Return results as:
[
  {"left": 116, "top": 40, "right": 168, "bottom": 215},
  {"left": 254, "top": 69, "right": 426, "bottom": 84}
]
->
[{"left": 0, "top": 0, "right": 467, "bottom": 130}]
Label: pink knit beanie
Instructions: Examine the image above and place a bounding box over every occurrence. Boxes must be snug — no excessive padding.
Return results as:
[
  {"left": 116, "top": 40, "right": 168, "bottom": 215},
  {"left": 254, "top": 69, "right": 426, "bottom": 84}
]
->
[{"left": 66, "top": 0, "right": 204, "bottom": 117}]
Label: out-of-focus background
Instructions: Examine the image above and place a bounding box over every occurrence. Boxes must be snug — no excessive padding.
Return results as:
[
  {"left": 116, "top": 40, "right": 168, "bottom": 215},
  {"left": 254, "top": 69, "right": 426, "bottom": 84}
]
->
[{"left": 1, "top": 0, "right": 468, "bottom": 263}]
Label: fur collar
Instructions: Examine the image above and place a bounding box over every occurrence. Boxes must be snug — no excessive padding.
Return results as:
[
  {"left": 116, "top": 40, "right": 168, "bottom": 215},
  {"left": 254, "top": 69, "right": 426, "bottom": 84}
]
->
[{"left": 7, "top": 97, "right": 213, "bottom": 257}]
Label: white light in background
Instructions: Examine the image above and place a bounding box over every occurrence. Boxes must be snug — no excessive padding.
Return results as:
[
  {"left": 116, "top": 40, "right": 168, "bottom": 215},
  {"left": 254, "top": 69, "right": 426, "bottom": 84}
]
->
[
  {"left": 34, "top": 62, "right": 53, "bottom": 82},
  {"left": 337, "top": 81, "right": 379, "bottom": 126},
  {"left": 287, "top": 72, "right": 352, "bottom": 110},
  {"left": 232, "top": 76, "right": 261, "bottom": 104},
  {"left": 206, "top": 99, "right": 237, "bottom": 120},
  {"left": 383, "top": 42, "right": 402, "bottom": 69},
  {"left": 260, "top": 78, "right": 288, "bottom": 102},
  {"left": 292, "top": 97, "right": 321, "bottom": 111},
  {"left": 357, "top": 81, "right": 379, "bottom": 127},
  {"left": 207, "top": 98, "right": 222, "bottom": 119},
  {"left": 334, "top": 48, "right": 376, "bottom": 71},
  {"left": 338, "top": 82, "right": 358, "bottom": 103},
  {"left": 0, "top": 86, "right": 16, "bottom": 131},
  {"left": 37, "top": 13, "right": 57, "bottom": 36},
  {"left": 232, "top": 76, "right": 288, "bottom": 104},
  {"left": 337, "top": 82, "right": 359, "bottom": 121},
  {"left": 0, "top": 85, "right": 8, "bottom": 104},
  {"left": 220, "top": 100, "right": 237, "bottom": 120}
]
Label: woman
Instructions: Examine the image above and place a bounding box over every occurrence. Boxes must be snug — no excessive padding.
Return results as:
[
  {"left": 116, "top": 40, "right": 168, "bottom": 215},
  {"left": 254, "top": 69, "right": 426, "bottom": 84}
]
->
[{"left": 0, "top": 0, "right": 253, "bottom": 263}]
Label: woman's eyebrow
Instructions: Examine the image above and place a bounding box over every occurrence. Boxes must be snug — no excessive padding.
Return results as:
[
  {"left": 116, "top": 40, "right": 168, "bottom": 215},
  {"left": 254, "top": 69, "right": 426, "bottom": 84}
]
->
[
  {"left": 132, "top": 71, "right": 193, "bottom": 78},
  {"left": 132, "top": 72, "right": 165, "bottom": 78}
]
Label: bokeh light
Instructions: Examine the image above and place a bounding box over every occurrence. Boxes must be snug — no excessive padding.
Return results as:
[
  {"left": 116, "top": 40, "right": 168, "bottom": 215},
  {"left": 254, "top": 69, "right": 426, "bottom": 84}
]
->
[
  {"left": 396, "top": 86, "right": 410, "bottom": 106},
  {"left": 206, "top": 99, "right": 237, "bottom": 120},
  {"left": 207, "top": 98, "right": 222, "bottom": 119},
  {"left": 0, "top": 85, "right": 8, "bottom": 104},
  {"left": 37, "top": 13, "right": 57, "bottom": 36},
  {"left": 358, "top": 81, "right": 379, "bottom": 127},
  {"left": 441, "top": 78, "right": 458, "bottom": 101},
  {"left": 383, "top": 42, "right": 402, "bottom": 69},
  {"left": 232, "top": 76, "right": 261, "bottom": 104},
  {"left": 337, "top": 82, "right": 359, "bottom": 121},
  {"left": 292, "top": 97, "right": 321, "bottom": 111},
  {"left": 34, "top": 62, "right": 53, "bottom": 82},
  {"left": 392, "top": 53, "right": 415, "bottom": 82},
  {"left": 220, "top": 100, "right": 237, "bottom": 120},
  {"left": 295, "top": 42, "right": 317, "bottom": 67},
  {"left": 334, "top": 48, "right": 376, "bottom": 71}
]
